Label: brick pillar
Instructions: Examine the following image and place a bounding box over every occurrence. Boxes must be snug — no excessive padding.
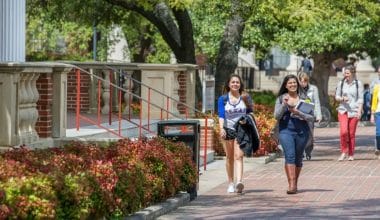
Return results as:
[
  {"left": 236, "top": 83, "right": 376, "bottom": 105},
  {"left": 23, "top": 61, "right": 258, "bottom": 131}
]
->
[
  {"left": 178, "top": 71, "right": 187, "bottom": 114},
  {"left": 36, "top": 73, "right": 53, "bottom": 138},
  {"left": 67, "top": 69, "right": 91, "bottom": 112}
]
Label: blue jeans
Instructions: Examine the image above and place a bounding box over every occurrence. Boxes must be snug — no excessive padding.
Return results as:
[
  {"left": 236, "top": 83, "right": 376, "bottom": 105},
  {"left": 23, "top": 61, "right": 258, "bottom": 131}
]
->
[
  {"left": 279, "top": 128, "right": 309, "bottom": 167},
  {"left": 375, "top": 113, "right": 380, "bottom": 150}
]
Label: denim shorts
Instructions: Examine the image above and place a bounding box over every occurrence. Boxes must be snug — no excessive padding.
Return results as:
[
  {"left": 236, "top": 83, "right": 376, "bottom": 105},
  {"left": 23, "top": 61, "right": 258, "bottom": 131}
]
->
[{"left": 223, "top": 127, "right": 236, "bottom": 140}]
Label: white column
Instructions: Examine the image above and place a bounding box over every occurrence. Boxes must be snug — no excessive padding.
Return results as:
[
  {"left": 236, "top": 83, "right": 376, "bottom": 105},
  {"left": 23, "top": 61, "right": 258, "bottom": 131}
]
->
[
  {"left": 107, "top": 26, "right": 130, "bottom": 62},
  {"left": 286, "top": 54, "right": 302, "bottom": 72},
  {"left": 0, "top": 0, "right": 26, "bottom": 62}
]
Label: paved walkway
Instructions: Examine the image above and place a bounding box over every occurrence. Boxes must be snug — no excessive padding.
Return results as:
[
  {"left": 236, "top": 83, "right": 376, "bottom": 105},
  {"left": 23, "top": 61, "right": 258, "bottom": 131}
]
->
[{"left": 158, "top": 126, "right": 380, "bottom": 219}]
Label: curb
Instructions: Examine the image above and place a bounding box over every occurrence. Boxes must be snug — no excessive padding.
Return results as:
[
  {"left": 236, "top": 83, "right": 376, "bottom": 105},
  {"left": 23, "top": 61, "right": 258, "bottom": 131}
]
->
[
  {"left": 126, "top": 192, "right": 190, "bottom": 220},
  {"left": 318, "top": 121, "right": 374, "bottom": 128},
  {"left": 214, "top": 152, "right": 280, "bottom": 164}
]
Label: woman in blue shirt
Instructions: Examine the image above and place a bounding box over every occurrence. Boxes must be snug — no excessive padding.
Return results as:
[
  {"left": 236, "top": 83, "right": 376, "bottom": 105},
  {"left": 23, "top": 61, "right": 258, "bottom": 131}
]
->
[
  {"left": 218, "top": 74, "right": 253, "bottom": 194},
  {"left": 274, "top": 74, "right": 314, "bottom": 194}
]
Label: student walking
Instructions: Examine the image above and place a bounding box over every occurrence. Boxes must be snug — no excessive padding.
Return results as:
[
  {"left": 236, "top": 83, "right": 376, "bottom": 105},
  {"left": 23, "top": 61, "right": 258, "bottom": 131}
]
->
[
  {"left": 298, "top": 72, "right": 322, "bottom": 160},
  {"left": 217, "top": 74, "right": 253, "bottom": 193},
  {"left": 274, "top": 74, "right": 314, "bottom": 194},
  {"left": 335, "top": 65, "right": 363, "bottom": 161},
  {"left": 362, "top": 83, "right": 371, "bottom": 121},
  {"left": 370, "top": 83, "right": 380, "bottom": 159}
]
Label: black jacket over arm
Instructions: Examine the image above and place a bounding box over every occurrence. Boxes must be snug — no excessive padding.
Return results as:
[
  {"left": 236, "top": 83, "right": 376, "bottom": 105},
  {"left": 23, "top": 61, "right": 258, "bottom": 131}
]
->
[{"left": 234, "top": 113, "right": 260, "bottom": 156}]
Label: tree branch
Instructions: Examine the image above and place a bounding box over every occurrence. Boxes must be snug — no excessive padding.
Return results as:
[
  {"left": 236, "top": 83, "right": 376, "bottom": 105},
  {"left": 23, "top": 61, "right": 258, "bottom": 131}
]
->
[{"left": 105, "top": 0, "right": 182, "bottom": 55}]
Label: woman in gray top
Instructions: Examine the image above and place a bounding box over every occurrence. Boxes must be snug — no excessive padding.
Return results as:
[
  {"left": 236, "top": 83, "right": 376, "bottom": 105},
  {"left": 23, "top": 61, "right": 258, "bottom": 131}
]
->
[
  {"left": 335, "top": 65, "right": 363, "bottom": 161},
  {"left": 298, "top": 72, "right": 322, "bottom": 160}
]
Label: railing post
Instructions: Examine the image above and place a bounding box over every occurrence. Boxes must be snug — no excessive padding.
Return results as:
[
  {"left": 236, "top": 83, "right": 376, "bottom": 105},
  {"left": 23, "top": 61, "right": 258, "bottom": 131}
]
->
[
  {"left": 97, "top": 80, "right": 101, "bottom": 125},
  {"left": 148, "top": 88, "right": 151, "bottom": 130},
  {"left": 76, "top": 69, "right": 81, "bottom": 131},
  {"left": 139, "top": 99, "right": 142, "bottom": 138},
  {"left": 118, "top": 90, "right": 122, "bottom": 136},
  {"left": 109, "top": 70, "right": 112, "bottom": 125},
  {"left": 204, "top": 117, "right": 208, "bottom": 170}
]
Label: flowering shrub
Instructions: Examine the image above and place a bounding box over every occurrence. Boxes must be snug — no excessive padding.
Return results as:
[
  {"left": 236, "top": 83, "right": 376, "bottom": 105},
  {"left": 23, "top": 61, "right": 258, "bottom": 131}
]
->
[
  {"left": 0, "top": 138, "right": 197, "bottom": 219},
  {"left": 253, "top": 104, "right": 278, "bottom": 156}
]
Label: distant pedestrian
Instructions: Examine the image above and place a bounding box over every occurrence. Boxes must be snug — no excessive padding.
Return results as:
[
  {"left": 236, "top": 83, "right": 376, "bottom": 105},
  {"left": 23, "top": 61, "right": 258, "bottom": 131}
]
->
[
  {"left": 370, "top": 83, "right": 380, "bottom": 159},
  {"left": 298, "top": 72, "right": 322, "bottom": 160},
  {"left": 299, "top": 56, "right": 313, "bottom": 76},
  {"left": 362, "top": 83, "right": 371, "bottom": 121},
  {"left": 335, "top": 64, "right": 364, "bottom": 161},
  {"left": 217, "top": 74, "right": 253, "bottom": 193},
  {"left": 274, "top": 74, "right": 314, "bottom": 194}
]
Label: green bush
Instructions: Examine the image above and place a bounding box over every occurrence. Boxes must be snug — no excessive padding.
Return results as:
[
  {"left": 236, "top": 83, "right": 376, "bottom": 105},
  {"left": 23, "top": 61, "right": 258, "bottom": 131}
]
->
[
  {"left": 0, "top": 138, "right": 197, "bottom": 219},
  {"left": 250, "top": 90, "right": 277, "bottom": 107}
]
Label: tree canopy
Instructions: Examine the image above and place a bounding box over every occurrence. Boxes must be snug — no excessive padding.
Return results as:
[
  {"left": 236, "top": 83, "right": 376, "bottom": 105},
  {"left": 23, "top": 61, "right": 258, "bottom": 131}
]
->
[
  {"left": 244, "top": 0, "right": 380, "bottom": 106},
  {"left": 27, "top": 0, "right": 380, "bottom": 107}
]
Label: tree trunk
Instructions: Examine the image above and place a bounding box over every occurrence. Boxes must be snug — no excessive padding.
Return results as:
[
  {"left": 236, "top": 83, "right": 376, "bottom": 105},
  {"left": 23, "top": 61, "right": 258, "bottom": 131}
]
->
[
  {"left": 214, "top": 14, "right": 245, "bottom": 100},
  {"left": 311, "top": 53, "right": 332, "bottom": 108},
  {"left": 311, "top": 52, "right": 345, "bottom": 108}
]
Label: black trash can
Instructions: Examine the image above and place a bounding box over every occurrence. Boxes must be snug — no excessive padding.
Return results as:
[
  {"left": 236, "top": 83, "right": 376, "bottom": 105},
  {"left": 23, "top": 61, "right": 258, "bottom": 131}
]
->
[{"left": 157, "top": 120, "right": 200, "bottom": 200}]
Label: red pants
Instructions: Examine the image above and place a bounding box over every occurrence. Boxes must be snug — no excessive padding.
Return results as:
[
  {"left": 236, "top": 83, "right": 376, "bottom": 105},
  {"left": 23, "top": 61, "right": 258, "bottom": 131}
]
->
[{"left": 338, "top": 112, "right": 359, "bottom": 156}]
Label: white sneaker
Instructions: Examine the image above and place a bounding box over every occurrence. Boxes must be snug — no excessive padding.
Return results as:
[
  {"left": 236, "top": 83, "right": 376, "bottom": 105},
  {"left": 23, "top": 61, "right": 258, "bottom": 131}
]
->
[
  {"left": 348, "top": 156, "right": 354, "bottom": 161},
  {"left": 338, "top": 153, "right": 346, "bottom": 161},
  {"left": 235, "top": 182, "right": 244, "bottom": 193},
  {"left": 227, "top": 183, "right": 235, "bottom": 193}
]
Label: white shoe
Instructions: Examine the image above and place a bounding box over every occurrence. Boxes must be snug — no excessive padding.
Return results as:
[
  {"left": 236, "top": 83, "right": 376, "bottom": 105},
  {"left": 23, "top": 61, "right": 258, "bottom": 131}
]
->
[
  {"left": 348, "top": 156, "right": 354, "bottom": 161},
  {"left": 338, "top": 153, "right": 346, "bottom": 161},
  {"left": 227, "top": 183, "right": 235, "bottom": 193},
  {"left": 235, "top": 182, "right": 244, "bottom": 193}
]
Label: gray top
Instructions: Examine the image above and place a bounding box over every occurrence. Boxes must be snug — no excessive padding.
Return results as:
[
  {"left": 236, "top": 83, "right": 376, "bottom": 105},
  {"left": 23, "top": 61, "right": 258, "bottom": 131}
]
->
[
  {"left": 335, "top": 79, "right": 364, "bottom": 118},
  {"left": 274, "top": 94, "right": 315, "bottom": 122},
  {"left": 305, "top": 84, "right": 322, "bottom": 121}
]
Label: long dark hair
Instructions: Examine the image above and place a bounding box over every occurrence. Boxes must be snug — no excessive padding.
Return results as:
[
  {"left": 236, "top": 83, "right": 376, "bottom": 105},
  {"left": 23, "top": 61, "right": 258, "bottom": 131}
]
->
[
  {"left": 222, "top": 74, "right": 245, "bottom": 94},
  {"left": 278, "top": 74, "right": 302, "bottom": 97}
]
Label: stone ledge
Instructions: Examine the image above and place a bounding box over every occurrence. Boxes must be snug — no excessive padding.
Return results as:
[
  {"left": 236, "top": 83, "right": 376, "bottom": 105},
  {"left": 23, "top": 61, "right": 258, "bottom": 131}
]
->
[{"left": 126, "top": 192, "right": 190, "bottom": 220}]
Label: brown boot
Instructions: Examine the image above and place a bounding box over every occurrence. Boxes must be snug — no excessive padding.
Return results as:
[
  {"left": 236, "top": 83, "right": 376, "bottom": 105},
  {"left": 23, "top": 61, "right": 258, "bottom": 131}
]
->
[
  {"left": 285, "top": 164, "right": 297, "bottom": 194},
  {"left": 295, "top": 166, "right": 302, "bottom": 191}
]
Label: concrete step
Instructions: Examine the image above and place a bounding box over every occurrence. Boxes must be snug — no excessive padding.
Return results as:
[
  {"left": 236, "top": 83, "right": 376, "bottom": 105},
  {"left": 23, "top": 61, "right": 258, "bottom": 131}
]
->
[{"left": 199, "top": 149, "right": 215, "bottom": 167}]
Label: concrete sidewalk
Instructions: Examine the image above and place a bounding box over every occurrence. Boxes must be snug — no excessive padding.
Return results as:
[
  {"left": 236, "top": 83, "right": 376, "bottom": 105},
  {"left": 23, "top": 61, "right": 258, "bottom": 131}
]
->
[{"left": 158, "top": 126, "right": 380, "bottom": 219}]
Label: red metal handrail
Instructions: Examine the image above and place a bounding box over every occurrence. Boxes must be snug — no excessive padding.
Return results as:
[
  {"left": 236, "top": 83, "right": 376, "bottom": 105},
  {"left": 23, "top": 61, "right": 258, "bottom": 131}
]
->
[{"left": 73, "top": 65, "right": 212, "bottom": 170}]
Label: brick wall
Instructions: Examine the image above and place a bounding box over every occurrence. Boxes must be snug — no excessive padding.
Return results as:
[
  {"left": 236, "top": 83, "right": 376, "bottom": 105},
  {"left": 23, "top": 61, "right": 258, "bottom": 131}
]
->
[
  {"left": 36, "top": 73, "right": 53, "bottom": 138},
  {"left": 177, "top": 71, "right": 187, "bottom": 114},
  {"left": 67, "top": 69, "right": 91, "bottom": 112}
]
